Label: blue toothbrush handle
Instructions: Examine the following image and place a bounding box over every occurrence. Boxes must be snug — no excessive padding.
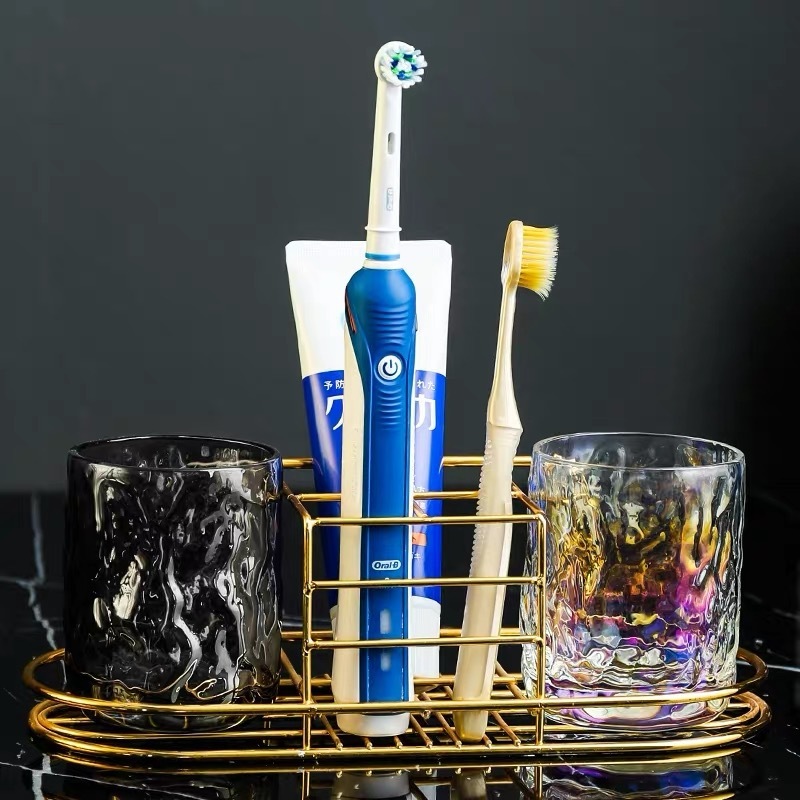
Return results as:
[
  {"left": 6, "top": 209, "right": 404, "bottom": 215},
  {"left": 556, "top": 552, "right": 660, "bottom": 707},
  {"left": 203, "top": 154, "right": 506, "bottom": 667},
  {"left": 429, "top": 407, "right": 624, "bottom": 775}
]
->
[{"left": 345, "top": 266, "right": 416, "bottom": 705}]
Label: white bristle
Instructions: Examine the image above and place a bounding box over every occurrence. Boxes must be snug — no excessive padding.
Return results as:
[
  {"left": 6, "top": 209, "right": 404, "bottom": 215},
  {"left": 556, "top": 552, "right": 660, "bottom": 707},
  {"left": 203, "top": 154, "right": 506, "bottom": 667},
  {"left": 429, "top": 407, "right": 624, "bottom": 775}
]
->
[{"left": 375, "top": 41, "right": 427, "bottom": 88}]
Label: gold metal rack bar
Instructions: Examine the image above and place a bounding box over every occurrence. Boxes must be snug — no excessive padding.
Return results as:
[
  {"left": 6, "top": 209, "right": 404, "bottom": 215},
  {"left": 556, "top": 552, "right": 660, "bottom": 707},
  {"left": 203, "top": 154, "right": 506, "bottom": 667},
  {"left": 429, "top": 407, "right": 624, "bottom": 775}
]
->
[
  {"left": 310, "top": 513, "right": 534, "bottom": 526},
  {"left": 297, "top": 489, "right": 484, "bottom": 502},
  {"left": 306, "top": 634, "right": 543, "bottom": 649},
  {"left": 311, "top": 575, "right": 542, "bottom": 588},
  {"left": 281, "top": 455, "right": 533, "bottom": 469},
  {"left": 281, "top": 626, "right": 529, "bottom": 641},
  {"left": 24, "top": 646, "right": 767, "bottom": 715}
]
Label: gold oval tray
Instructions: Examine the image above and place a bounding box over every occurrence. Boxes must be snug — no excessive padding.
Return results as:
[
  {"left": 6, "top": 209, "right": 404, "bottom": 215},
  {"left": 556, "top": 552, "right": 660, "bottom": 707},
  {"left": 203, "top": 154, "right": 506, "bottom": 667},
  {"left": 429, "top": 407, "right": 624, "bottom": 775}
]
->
[{"left": 25, "top": 644, "right": 769, "bottom": 763}]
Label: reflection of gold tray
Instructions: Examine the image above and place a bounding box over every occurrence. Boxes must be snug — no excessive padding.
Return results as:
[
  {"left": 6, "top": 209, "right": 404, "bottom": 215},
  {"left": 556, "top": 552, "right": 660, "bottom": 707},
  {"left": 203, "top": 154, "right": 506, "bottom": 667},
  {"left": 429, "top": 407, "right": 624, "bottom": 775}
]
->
[
  {"left": 42, "top": 748, "right": 747, "bottom": 800},
  {"left": 24, "top": 457, "right": 770, "bottom": 764}
]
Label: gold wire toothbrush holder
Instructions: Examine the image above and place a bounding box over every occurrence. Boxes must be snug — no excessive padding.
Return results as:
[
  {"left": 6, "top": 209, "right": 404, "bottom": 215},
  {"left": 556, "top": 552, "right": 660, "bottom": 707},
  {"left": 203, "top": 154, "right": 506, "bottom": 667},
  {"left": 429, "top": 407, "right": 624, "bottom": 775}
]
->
[{"left": 24, "top": 456, "right": 770, "bottom": 764}]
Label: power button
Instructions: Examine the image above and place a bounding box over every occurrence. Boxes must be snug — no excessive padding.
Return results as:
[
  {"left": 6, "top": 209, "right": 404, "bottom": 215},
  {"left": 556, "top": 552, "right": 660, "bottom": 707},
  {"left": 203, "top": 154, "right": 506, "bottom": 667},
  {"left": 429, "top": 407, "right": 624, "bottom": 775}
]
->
[{"left": 377, "top": 355, "right": 403, "bottom": 381}]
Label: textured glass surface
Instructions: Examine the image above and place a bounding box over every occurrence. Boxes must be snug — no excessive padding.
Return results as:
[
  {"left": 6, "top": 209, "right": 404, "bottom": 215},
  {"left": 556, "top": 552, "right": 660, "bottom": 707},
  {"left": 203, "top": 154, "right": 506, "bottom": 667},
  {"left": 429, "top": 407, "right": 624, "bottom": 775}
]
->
[
  {"left": 521, "top": 433, "right": 745, "bottom": 729},
  {"left": 523, "top": 754, "right": 733, "bottom": 798},
  {"left": 65, "top": 436, "right": 282, "bottom": 730}
]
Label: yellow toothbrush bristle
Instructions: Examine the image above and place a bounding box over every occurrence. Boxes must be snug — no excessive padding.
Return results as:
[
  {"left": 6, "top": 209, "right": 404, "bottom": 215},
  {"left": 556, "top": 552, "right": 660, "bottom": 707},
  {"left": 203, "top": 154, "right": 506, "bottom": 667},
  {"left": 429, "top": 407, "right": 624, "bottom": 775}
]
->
[{"left": 519, "top": 224, "right": 558, "bottom": 298}]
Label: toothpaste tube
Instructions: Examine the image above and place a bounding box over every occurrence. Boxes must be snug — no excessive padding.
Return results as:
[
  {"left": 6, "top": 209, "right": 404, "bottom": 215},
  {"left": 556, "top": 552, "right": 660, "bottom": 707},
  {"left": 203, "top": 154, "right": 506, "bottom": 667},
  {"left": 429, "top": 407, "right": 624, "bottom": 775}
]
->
[{"left": 286, "top": 240, "right": 451, "bottom": 678}]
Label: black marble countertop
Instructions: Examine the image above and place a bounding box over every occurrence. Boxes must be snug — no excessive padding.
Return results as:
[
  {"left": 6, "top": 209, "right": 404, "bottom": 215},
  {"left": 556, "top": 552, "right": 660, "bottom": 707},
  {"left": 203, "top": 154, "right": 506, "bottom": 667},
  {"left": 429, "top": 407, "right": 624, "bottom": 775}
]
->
[{"left": 2, "top": 491, "right": 800, "bottom": 798}]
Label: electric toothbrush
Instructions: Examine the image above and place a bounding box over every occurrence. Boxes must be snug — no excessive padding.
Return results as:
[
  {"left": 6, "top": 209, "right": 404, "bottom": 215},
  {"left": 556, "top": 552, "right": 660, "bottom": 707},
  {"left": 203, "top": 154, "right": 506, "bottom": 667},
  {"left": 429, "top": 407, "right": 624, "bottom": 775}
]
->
[{"left": 332, "top": 41, "right": 427, "bottom": 737}]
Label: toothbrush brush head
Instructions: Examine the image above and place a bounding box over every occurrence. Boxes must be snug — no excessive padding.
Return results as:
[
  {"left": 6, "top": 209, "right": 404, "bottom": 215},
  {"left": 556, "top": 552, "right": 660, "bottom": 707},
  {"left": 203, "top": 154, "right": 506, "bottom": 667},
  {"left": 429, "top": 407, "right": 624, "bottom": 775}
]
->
[
  {"left": 375, "top": 41, "right": 427, "bottom": 88},
  {"left": 503, "top": 220, "right": 558, "bottom": 299}
]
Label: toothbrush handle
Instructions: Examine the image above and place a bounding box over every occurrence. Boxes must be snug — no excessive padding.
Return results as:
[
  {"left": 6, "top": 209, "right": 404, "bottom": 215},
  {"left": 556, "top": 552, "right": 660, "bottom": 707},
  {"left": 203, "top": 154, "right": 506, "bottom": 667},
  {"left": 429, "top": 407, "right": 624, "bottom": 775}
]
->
[
  {"left": 453, "top": 422, "right": 522, "bottom": 741},
  {"left": 345, "top": 266, "right": 416, "bottom": 704}
]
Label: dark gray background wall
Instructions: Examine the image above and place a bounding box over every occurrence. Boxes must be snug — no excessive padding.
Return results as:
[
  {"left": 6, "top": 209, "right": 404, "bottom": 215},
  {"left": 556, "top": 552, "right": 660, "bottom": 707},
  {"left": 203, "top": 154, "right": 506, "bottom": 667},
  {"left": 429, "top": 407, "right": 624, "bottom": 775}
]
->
[{"left": 2, "top": 1, "right": 798, "bottom": 495}]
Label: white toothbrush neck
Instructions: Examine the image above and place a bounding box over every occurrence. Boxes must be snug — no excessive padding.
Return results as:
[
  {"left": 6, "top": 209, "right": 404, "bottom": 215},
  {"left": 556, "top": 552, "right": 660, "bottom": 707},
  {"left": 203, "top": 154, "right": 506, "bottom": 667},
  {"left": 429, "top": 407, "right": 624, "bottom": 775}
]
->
[
  {"left": 487, "top": 283, "right": 522, "bottom": 431},
  {"left": 365, "top": 80, "right": 402, "bottom": 263}
]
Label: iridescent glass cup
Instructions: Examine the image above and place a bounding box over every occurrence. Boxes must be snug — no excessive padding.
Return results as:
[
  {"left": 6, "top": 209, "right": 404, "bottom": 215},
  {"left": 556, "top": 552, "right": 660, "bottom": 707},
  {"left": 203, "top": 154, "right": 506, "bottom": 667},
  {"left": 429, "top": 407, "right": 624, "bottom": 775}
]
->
[
  {"left": 65, "top": 436, "right": 282, "bottom": 730},
  {"left": 521, "top": 432, "right": 745, "bottom": 730}
]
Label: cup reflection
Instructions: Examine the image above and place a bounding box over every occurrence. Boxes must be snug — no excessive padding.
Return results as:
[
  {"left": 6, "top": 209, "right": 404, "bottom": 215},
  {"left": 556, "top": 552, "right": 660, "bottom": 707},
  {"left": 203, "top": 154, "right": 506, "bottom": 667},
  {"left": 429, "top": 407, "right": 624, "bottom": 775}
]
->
[{"left": 523, "top": 754, "right": 733, "bottom": 798}]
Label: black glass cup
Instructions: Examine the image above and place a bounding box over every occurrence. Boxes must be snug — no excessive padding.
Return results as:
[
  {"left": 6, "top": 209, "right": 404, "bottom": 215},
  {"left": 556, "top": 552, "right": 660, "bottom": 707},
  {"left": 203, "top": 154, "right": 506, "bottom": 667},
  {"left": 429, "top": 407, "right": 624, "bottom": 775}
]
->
[{"left": 65, "top": 436, "right": 282, "bottom": 730}]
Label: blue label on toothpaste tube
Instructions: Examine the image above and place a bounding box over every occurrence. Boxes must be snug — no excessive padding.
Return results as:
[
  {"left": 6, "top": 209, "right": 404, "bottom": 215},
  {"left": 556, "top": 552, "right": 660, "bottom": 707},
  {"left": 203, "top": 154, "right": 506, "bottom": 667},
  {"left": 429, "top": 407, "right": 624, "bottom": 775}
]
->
[
  {"left": 302, "top": 368, "right": 445, "bottom": 605},
  {"left": 410, "top": 369, "right": 444, "bottom": 604},
  {"left": 302, "top": 369, "right": 345, "bottom": 594}
]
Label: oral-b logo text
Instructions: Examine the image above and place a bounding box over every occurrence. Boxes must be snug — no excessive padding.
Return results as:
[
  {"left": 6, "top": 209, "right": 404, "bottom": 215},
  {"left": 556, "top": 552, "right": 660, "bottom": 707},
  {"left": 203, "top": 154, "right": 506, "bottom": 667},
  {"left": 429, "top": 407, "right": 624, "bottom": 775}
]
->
[{"left": 371, "top": 559, "right": 401, "bottom": 571}]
